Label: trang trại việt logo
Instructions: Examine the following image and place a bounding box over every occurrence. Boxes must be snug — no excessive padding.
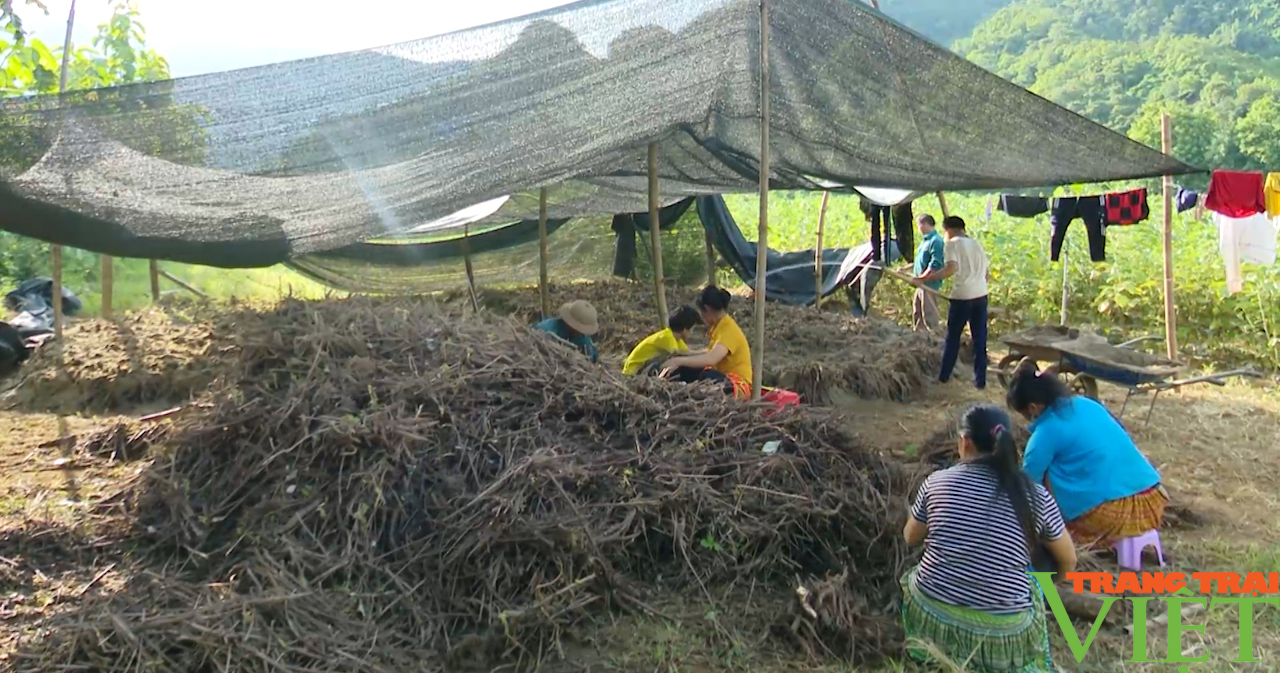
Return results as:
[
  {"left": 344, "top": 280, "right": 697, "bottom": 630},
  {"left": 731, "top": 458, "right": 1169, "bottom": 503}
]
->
[{"left": 1029, "top": 572, "right": 1280, "bottom": 668}]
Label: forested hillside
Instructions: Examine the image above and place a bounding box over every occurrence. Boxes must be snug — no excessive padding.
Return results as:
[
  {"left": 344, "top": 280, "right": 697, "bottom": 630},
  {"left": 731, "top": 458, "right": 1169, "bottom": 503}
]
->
[
  {"left": 880, "top": 0, "right": 1011, "bottom": 45},
  {"left": 890, "top": 0, "right": 1280, "bottom": 175}
]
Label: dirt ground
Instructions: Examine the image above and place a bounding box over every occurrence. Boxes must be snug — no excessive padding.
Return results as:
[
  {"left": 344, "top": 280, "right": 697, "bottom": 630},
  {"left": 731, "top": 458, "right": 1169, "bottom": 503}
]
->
[{"left": 1, "top": 306, "right": 1278, "bottom": 671}]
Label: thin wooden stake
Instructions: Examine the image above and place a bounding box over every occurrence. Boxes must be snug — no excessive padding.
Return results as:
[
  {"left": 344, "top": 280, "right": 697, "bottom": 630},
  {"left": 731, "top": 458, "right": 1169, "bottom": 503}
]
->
[
  {"left": 51, "top": 0, "right": 77, "bottom": 338},
  {"left": 813, "top": 191, "right": 829, "bottom": 309},
  {"left": 1059, "top": 248, "right": 1069, "bottom": 326},
  {"left": 1160, "top": 113, "right": 1178, "bottom": 359},
  {"left": 751, "top": 0, "right": 770, "bottom": 401},
  {"left": 158, "top": 269, "right": 207, "bottom": 299},
  {"left": 705, "top": 229, "right": 717, "bottom": 287},
  {"left": 647, "top": 143, "right": 668, "bottom": 328},
  {"left": 937, "top": 191, "right": 951, "bottom": 218},
  {"left": 149, "top": 259, "right": 160, "bottom": 301},
  {"left": 538, "top": 187, "right": 550, "bottom": 319},
  {"left": 461, "top": 222, "right": 479, "bottom": 312},
  {"left": 100, "top": 254, "right": 113, "bottom": 318}
]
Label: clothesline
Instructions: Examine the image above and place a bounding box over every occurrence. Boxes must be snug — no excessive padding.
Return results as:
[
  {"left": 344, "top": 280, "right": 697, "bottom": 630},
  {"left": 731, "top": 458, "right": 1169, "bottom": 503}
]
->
[{"left": 985, "top": 169, "right": 1280, "bottom": 296}]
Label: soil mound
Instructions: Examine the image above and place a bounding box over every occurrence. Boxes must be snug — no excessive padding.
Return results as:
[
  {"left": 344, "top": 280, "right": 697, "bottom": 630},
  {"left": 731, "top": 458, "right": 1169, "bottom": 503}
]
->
[{"left": 3, "top": 308, "right": 222, "bottom": 414}]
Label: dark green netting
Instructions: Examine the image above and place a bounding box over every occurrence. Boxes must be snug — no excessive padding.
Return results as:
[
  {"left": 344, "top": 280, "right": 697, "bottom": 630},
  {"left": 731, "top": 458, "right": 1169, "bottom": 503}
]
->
[{"left": 0, "top": 0, "right": 1195, "bottom": 272}]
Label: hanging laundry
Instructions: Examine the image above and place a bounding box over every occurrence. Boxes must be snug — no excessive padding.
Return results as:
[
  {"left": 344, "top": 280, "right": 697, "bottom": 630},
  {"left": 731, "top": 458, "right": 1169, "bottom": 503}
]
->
[
  {"left": 891, "top": 201, "right": 915, "bottom": 262},
  {"left": 860, "top": 199, "right": 892, "bottom": 262},
  {"left": 1213, "top": 212, "right": 1277, "bottom": 295},
  {"left": 1103, "top": 188, "right": 1149, "bottom": 226},
  {"left": 1175, "top": 187, "right": 1200, "bottom": 214},
  {"left": 1050, "top": 196, "right": 1107, "bottom": 262},
  {"left": 1205, "top": 170, "right": 1266, "bottom": 218},
  {"left": 1265, "top": 173, "right": 1280, "bottom": 219},
  {"left": 998, "top": 195, "right": 1049, "bottom": 218}
]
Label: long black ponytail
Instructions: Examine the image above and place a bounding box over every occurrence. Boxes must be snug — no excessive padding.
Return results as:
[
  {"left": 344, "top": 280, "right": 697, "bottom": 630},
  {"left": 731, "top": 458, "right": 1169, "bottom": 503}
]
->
[
  {"left": 1006, "top": 357, "right": 1071, "bottom": 418},
  {"left": 698, "top": 285, "right": 732, "bottom": 311},
  {"left": 961, "top": 404, "right": 1038, "bottom": 553}
]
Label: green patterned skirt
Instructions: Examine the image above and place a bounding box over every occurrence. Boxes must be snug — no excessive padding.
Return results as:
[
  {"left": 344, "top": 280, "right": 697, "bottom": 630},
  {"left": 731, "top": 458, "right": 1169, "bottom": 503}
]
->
[{"left": 900, "top": 567, "right": 1054, "bottom": 672}]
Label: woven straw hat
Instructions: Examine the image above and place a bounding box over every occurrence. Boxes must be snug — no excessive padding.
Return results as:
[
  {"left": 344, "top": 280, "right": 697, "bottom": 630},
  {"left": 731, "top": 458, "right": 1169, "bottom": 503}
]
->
[{"left": 558, "top": 300, "right": 599, "bottom": 336}]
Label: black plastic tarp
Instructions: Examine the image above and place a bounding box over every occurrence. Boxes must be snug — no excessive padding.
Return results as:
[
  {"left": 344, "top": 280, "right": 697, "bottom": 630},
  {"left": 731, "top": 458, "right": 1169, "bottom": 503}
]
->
[{"left": 698, "top": 195, "right": 893, "bottom": 306}]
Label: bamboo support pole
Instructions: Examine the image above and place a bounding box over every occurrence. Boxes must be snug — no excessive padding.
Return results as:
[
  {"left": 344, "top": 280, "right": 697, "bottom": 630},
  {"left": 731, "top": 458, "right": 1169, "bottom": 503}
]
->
[
  {"left": 149, "top": 259, "right": 160, "bottom": 301},
  {"left": 1160, "top": 113, "right": 1178, "bottom": 359},
  {"left": 937, "top": 191, "right": 951, "bottom": 218},
  {"left": 751, "top": 0, "right": 770, "bottom": 401},
  {"left": 1059, "top": 248, "right": 1069, "bottom": 326},
  {"left": 647, "top": 143, "right": 668, "bottom": 327},
  {"left": 51, "top": 0, "right": 77, "bottom": 338},
  {"left": 705, "top": 230, "right": 717, "bottom": 287},
  {"left": 813, "top": 191, "right": 829, "bottom": 309},
  {"left": 538, "top": 187, "right": 550, "bottom": 319},
  {"left": 100, "top": 254, "right": 113, "bottom": 318},
  {"left": 461, "top": 222, "right": 479, "bottom": 312}
]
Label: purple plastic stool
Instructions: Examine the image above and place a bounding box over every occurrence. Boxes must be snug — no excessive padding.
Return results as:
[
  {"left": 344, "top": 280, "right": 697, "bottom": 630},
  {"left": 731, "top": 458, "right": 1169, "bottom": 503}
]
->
[{"left": 1113, "top": 530, "right": 1165, "bottom": 571}]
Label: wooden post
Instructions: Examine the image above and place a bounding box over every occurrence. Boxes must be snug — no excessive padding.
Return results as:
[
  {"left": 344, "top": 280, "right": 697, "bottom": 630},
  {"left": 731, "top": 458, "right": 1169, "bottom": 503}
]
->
[
  {"left": 751, "top": 0, "right": 770, "bottom": 401},
  {"left": 648, "top": 143, "right": 668, "bottom": 328},
  {"left": 705, "top": 229, "right": 717, "bottom": 287},
  {"left": 51, "top": 0, "right": 77, "bottom": 338},
  {"left": 461, "top": 222, "right": 479, "bottom": 312},
  {"left": 1059, "top": 248, "right": 1069, "bottom": 326},
  {"left": 814, "top": 191, "right": 829, "bottom": 309},
  {"left": 1160, "top": 113, "right": 1178, "bottom": 359},
  {"left": 538, "top": 187, "right": 551, "bottom": 319},
  {"left": 937, "top": 191, "right": 951, "bottom": 218},
  {"left": 149, "top": 259, "right": 160, "bottom": 301},
  {"left": 100, "top": 254, "right": 113, "bottom": 318}
]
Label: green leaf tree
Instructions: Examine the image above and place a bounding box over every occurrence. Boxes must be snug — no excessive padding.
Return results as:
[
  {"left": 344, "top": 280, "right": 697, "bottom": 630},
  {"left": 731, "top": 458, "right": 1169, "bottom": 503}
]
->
[
  {"left": 0, "top": 0, "right": 206, "bottom": 285},
  {"left": 1236, "top": 93, "right": 1280, "bottom": 169},
  {"left": 1128, "top": 100, "right": 1221, "bottom": 170}
]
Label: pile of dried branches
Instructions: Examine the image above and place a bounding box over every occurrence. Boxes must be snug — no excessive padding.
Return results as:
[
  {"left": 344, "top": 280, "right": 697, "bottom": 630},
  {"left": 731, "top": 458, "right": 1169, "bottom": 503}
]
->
[
  {"left": 4, "top": 308, "right": 223, "bottom": 414},
  {"left": 14, "top": 297, "right": 911, "bottom": 671},
  {"left": 456, "top": 280, "right": 941, "bottom": 403}
]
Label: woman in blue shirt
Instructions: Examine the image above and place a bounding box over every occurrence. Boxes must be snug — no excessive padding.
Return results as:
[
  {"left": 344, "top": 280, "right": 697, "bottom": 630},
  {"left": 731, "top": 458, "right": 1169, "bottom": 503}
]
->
[{"left": 1006, "top": 359, "right": 1167, "bottom": 546}]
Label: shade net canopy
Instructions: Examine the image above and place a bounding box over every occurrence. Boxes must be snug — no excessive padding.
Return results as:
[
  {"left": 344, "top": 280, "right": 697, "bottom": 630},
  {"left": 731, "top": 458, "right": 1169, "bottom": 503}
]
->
[{"left": 0, "top": 0, "right": 1195, "bottom": 269}]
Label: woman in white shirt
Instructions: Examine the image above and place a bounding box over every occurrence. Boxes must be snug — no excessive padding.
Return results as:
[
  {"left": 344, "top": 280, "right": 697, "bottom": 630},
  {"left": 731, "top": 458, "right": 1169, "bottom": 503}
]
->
[{"left": 914, "top": 216, "right": 991, "bottom": 389}]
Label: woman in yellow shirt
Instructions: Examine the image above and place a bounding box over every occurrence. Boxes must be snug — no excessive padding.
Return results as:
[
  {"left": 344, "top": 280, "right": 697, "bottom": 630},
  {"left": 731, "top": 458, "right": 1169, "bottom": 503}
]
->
[{"left": 659, "top": 286, "right": 752, "bottom": 398}]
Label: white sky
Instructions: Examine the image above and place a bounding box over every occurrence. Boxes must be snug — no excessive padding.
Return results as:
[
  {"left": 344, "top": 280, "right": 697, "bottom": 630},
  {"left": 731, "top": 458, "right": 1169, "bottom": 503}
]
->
[{"left": 19, "top": 0, "right": 579, "bottom": 77}]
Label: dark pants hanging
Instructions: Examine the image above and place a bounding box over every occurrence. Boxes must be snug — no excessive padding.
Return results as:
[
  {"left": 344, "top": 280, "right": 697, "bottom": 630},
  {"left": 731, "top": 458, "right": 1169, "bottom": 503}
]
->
[
  {"left": 611, "top": 214, "right": 638, "bottom": 278},
  {"left": 869, "top": 205, "right": 891, "bottom": 262},
  {"left": 668, "top": 366, "right": 733, "bottom": 394},
  {"left": 1050, "top": 197, "right": 1107, "bottom": 262},
  {"left": 940, "top": 295, "right": 989, "bottom": 389},
  {"left": 892, "top": 202, "right": 915, "bottom": 263},
  {"left": 869, "top": 207, "right": 883, "bottom": 262}
]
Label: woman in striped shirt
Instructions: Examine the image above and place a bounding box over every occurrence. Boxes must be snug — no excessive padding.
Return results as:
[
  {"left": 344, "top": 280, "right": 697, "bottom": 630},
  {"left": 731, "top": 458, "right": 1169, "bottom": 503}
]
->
[{"left": 902, "top": 404, "right": 1077, "bottom": 672}]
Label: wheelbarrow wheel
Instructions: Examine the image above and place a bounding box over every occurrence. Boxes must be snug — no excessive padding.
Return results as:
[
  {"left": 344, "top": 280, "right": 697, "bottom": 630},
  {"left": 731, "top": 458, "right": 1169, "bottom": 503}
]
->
[
  {"left": 996, "top": 353, "right": 1025, "bottom": 389},
  {"left": 1068, "top": 374, "right": 1100, "bottom": 400}
]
